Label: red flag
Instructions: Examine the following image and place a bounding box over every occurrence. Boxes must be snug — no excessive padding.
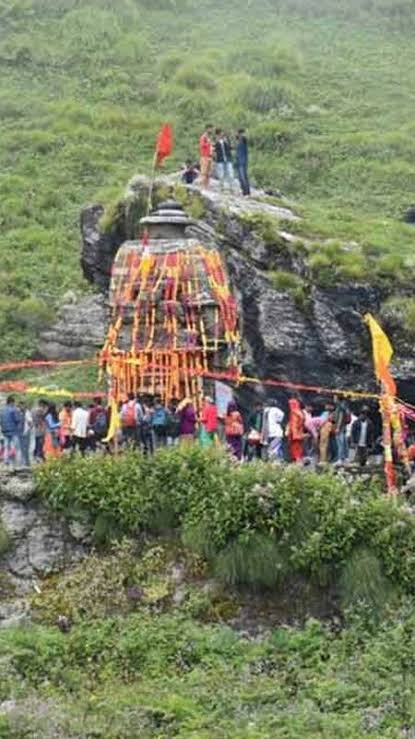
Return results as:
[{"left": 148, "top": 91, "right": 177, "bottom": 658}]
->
[{"left": 155, "top": 123, "right": 173, "bottom": 167}]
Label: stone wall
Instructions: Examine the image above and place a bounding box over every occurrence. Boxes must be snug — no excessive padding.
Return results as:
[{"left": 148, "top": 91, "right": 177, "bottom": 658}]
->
[{"left": 0, "top": 470, "right": 91, "bottom": 626}]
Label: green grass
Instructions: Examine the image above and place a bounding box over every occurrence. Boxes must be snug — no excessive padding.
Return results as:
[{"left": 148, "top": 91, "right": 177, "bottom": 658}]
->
[{"left": 1, "top": 1, "right": 415, "bottom": 361}]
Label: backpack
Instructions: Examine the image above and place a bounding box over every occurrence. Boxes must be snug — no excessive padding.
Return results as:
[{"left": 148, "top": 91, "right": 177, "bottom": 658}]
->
[
  {"left": 93, "top": 408, "right": 108, "bottom": 436},
  {"left": 152, "top": 406, "right": 167, "bottom": 428},
  {"left": 122, "top": 402, "right": 137, "bottom": 429}
]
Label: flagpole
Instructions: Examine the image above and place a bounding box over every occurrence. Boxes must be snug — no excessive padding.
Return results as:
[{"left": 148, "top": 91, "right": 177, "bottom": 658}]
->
[{"left": 147, "top": 151, "right": 158, "bottom": 217}]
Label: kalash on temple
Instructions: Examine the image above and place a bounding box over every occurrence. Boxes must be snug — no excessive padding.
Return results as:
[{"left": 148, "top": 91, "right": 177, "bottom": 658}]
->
[{"left": 99, "top": 199, "right": 241, "bottom": 408}]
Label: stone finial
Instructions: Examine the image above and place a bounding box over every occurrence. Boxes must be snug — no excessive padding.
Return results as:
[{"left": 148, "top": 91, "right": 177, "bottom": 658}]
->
[{"left": 140, "top": 200, "right": 194, "bottom": 239}]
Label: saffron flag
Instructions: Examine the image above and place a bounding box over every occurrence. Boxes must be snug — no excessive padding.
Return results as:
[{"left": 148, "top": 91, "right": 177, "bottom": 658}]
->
[
  {"left": 103, "top": 399, "right": 121, "bottom": 443},
  {"left": 155, "top": 123, "right": 173, "bottom": 167},
  {"left": 364, "top": 313, "right": 396, "bottom": 396}
]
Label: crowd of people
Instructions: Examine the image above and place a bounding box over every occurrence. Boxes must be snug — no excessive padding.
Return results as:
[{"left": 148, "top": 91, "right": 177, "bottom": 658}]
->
[
  {"left": 181, "top": 125, "right": 250, "bottom": 196},
  {"left": 0, "top": 391, "right": 390, "bottom": 470}
]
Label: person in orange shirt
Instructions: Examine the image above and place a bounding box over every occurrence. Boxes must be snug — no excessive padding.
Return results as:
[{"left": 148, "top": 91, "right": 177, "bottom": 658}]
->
[
  {"left": 59, "top": 401, "right": 73, "bottom": 451},
  {"left": 199, "top": 124, "right": 214, "bottom": 188}
]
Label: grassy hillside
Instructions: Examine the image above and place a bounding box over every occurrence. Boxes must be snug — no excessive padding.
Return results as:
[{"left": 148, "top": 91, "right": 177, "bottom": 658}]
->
[
  {"left": 1, "top": 0, "right": 415, "bottom": 363},
  {"left": 2, "top": 448, "right": 415, "bottom": 737}
]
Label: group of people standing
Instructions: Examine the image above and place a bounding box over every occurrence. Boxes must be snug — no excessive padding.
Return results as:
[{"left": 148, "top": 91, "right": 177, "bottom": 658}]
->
[
  {"left": 0, "top": 395, "right": 107, "bottom": 466},
  {"left": 0, "top": 391, "right": 376, "bottom": 468},
  {"left": 182, "top": 125, "right": 250, "bottom": 196}
]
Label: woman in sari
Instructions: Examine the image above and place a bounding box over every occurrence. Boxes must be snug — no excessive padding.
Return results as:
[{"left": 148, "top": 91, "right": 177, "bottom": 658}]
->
[
  {"left": 287, "top": 398, "right": 305, "bottom": 463},
  {"left": 44, "top": 403, "right": 61, "bottom": 458}
]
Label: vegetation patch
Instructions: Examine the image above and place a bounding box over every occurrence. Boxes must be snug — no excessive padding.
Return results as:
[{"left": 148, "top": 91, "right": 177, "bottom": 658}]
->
[{"left": 34, "top": 447, "right": 415, "bottom": 604}]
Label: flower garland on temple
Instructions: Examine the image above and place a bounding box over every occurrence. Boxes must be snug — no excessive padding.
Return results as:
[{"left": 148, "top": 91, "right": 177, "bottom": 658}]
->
[{"left": 99, "top": 243, "right": 240, "bottom": 407}]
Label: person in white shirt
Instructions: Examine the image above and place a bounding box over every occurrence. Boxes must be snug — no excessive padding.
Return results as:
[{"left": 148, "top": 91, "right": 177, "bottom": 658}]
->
[
  {"left": 18, "top": 401, "right": 33, "bottom": 467},
  {"left": 71, "top": 400, "right": 90, "bottom": 455},
  {"left": 263, "top": 401, "right": 285, "bottom": 463}
]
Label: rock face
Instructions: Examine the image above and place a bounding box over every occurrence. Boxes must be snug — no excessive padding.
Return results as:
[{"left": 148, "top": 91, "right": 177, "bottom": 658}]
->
[
  {"left": 41, "top": 174, "right": 415, "bottom": 402},
  {"left": 0, "top": 470, "right": 91, "bottom": 602},
  {"left": 39, "top": 293, "right": 107, "bottom": 360}
]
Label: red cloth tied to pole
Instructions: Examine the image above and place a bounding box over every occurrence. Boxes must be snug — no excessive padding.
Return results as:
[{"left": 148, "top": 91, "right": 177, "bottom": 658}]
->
[{"left": 155, "top": 123, "right": 173, "bottom": 167}]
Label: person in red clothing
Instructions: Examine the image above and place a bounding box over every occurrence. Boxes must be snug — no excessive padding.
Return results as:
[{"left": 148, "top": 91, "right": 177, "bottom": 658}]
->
[
  {"left": 200, "top": 395, "right": 218, "bottom": 448},
  {"left": 199, "top": 124, "right": 214, "bottom": 187},
  {"left": 287, "top": 397, "right": 305, "bottom": 463}
]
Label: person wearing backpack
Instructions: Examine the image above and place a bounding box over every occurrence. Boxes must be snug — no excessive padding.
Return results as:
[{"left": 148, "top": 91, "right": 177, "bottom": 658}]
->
[
  {"left": 152, "top": 396, "right": 168, "bottom": 449},
  {"left": 89, "top": 396, "right": 108, "bottom": 450},
  {"left": 121, "top": 392, "right": 138, "bottom": 446}
]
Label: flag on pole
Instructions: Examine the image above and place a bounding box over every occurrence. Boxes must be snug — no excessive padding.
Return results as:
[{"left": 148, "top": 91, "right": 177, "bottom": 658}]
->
[
  {"left": 364, "top": 313, "right": 396, "bottom": 396},
  {"left": 155, "top": 123, "right": 173, "bottom": 167}
]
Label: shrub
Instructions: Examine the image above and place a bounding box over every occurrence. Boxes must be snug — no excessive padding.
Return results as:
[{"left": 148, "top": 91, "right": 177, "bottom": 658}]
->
[
  {"left": 13, "top": 297, "right": 54, "bottom": 331},
  {"left": 268, "top": 270, "right": 308, "bottom": 309},
  {"left": 339, "top": 545, "right": 399, "bottom": 618},
  {"left": 34, "top": 448, "right": 415, "bottom": 596},
  {"left": 382, "top": 296, "right": 415, "bottom": 338},
  {"left": 214, "top": 532, "right": 290, "bottom": 589},
  {"left": 175, "top": 65, "right": 217, "bottom": 92},
  {"left": 240, "top": 79, "right": 299, "bottom": 115}
]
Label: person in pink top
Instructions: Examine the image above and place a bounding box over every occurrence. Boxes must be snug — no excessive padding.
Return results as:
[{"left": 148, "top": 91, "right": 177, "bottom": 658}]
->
[{"left": 199, "top": 124, "right": 213, "bottom": 187}]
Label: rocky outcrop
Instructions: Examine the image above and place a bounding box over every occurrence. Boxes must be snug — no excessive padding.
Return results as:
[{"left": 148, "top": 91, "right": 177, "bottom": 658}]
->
[
  {"left": 40, "top": 174, "right": 415, "bottom": 401},
  {"left": 0, "top": 470, "right": 91, "bottom": 610},
  {"left": 39, "top": 292, "right": 107, "bottom": 360}
]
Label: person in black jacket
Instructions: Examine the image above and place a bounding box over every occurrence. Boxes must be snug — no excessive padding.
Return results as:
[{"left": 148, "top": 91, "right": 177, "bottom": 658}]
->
[
  {"left": 235, "top": 128, "right": 250, "bottom": 196},
  {"left": 214, "top": 129, "right": 235, "bottom": 191},
  {"left": 351, "top": 407, "right": 374, "bottom": 467}
]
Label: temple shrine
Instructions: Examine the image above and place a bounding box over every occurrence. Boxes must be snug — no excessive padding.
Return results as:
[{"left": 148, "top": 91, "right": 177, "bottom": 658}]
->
[{"left": 99, "top": 199, "right": 240, "bottom": 406}]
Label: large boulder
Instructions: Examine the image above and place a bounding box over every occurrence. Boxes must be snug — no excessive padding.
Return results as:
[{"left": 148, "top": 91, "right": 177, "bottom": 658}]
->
[{"left": 40, "top": 175, "right": 415, "bottom": 401}]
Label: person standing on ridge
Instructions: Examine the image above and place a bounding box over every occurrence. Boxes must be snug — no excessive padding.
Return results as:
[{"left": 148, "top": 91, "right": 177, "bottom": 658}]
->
[
  {"left": 235, "top": 128, "right": 250, "bottom": 196},
  {"left": 199, "top": 124, "right": 214, "bottom": 188},
  {"left": 214, "top": 129, "right": 235, "bottom": 192}
]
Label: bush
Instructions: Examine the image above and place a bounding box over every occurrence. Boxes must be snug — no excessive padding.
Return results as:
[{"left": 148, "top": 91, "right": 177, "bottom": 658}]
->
[
  {"left": 34, "top": 448, "right": 415, "bottom": 596},
  {"left": 382, "top": 296, "right": 415, "bottom": 338},
  {"left": 268, "top": 270, "right": 308, "bottom": 309},
  {"left": 175, "top": 64, "right": 217, "bottom": 92},
  {"left": 13, "top": 297, "right": 54, "bottom": 331},
  {"left": 339, "top": 545, "right": 399, "bottom": 618}
]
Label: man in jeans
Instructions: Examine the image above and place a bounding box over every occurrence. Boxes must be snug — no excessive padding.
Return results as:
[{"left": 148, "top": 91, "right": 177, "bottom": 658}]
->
[
  {"left": 334, "top": 396, "right": 350, "bottom": 464},
  {"left": 0, "top": 396, "right": 22, "bottom": 467},
  {"left": 351, "top": 407, "right": 374, "bottom": 467},
  {"left": 199, "top": 124, "right": 213, "bottom": 188},
  {"left": 214, "top": 130, "right": 235, "bottom": 191},
  {"left": 235, "top": 129, "right": 251, "bottom": 196}
]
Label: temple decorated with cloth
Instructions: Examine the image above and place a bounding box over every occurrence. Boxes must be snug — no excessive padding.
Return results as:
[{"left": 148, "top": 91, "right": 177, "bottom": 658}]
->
[{"left": 99, "top": 200, "right": 240, "bottom": 407}]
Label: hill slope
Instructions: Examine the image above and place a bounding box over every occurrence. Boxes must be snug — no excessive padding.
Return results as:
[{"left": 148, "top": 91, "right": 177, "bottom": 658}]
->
[{"left": 1, "top": 0, "right": 415, "bottom": 362}]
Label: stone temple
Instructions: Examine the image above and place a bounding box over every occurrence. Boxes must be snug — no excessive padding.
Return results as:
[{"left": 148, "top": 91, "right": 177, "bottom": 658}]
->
[{"left": 99, "top": 200, "right": 240, "bottom": 405}]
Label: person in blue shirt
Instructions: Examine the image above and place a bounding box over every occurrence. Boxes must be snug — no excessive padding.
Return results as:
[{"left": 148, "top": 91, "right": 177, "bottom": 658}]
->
[
  {"left": 235, "top": 129, "right": 250, "bottom": 196},
  {"left": 0, "top": 396, "right": 23, "bottom": 467}
]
